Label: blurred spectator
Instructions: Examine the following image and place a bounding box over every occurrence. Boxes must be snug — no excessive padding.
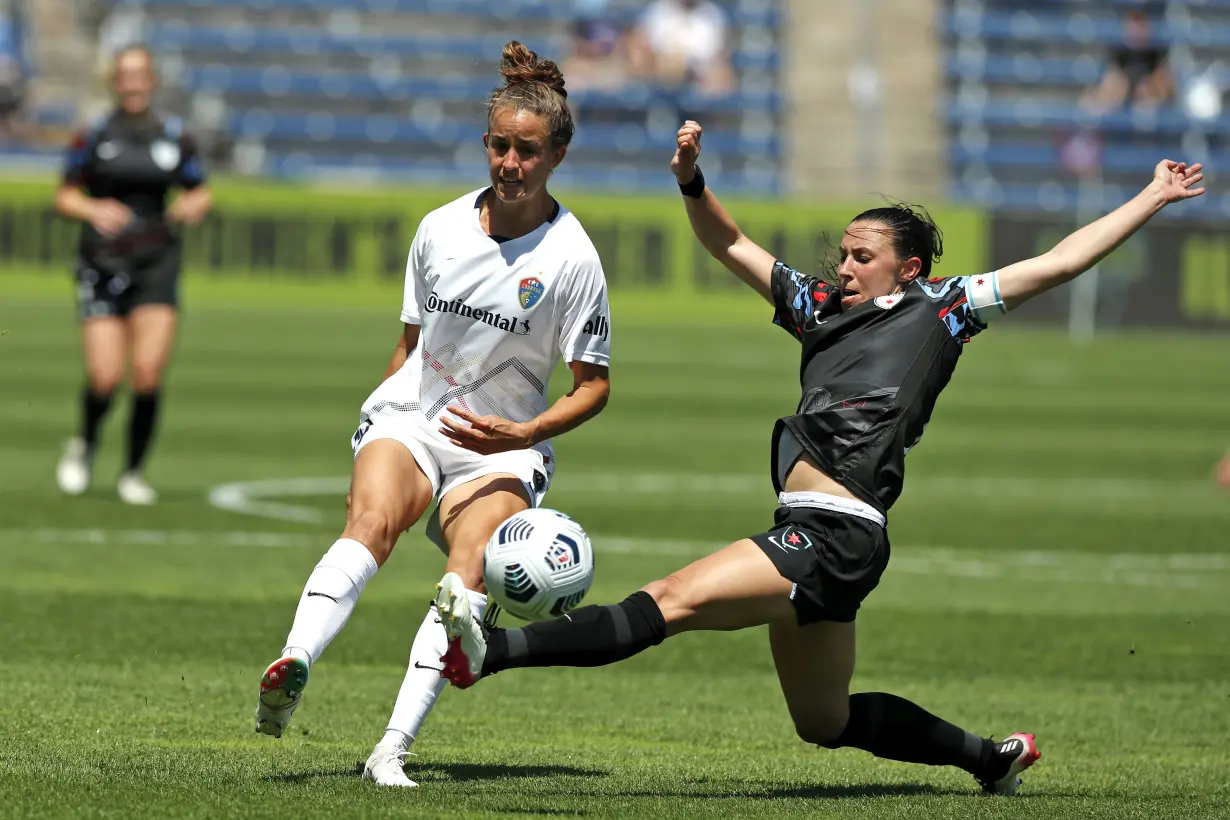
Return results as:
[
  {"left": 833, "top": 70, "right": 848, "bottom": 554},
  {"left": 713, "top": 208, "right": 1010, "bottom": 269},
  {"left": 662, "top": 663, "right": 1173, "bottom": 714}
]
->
[
  {"left": 629, "top": 0, "right": 734, "bottom": 96},
  {"left": 563, "top": 0, "right": 631, "bottom": 92},
  {"left": 1182, "top": 60, "right": 1224, "bottom": 123},
  {"left": 1081, "top": 9, "right": 1173, "bottom": 113},
  {"left": 0, "top": 0, "right": 30, "bottom": 138}
]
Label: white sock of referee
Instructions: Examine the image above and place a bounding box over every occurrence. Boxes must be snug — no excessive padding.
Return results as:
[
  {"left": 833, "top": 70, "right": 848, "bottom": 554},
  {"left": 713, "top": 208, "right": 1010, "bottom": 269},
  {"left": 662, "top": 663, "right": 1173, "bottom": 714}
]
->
[
  {"left": 281, "top": 538, "right": 379, "bottom": 666},
  {"left": 378, "top": 588, "right": 488, "bottom": 751}
]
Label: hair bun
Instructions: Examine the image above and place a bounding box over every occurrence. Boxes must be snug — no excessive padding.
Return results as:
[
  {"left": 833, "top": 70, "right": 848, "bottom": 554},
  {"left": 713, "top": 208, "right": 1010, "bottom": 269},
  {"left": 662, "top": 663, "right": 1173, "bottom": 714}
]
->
[{"left": 500, "top": 40, "right": 567, "bottom": 99}]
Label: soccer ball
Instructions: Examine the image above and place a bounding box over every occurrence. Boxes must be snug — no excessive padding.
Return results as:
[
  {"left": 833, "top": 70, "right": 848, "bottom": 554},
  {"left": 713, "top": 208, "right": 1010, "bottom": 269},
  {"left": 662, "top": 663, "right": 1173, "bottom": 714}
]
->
[{"left": 484, "top": 508, "right": 594, "bottom": 622}]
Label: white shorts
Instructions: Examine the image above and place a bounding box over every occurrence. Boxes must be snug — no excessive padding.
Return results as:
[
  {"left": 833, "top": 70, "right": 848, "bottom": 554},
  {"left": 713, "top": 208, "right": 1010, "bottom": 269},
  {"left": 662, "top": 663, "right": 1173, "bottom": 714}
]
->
[{"left": 350, "top": 387, "right": 555, "bottom": 510}]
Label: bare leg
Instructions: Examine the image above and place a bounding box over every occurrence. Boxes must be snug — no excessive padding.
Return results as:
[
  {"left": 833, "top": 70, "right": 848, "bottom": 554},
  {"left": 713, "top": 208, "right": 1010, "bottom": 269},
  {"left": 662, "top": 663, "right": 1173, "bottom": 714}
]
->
[
  {"left": 371, "top": 474, "right": 530, "bottom": 775},
  {"left": 256, "top": 438, "right": 436, "bottom": 738},
  {"left": 770, "top": 618, "right": 1024, "bottom": 787},
  {"left": 57, "top": 316, "right": 126, "bottom": 495},
  {"left": 80, "top": 315, "right": 127, "bottom": 449}
]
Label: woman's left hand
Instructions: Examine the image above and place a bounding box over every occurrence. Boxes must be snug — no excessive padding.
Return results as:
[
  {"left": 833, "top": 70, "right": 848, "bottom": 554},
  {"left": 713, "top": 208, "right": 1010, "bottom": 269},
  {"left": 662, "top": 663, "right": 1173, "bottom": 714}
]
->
[
  {"left": 440, "top": 405, "right": 537, "bottom": 454},
  {"left": 1153, "top": 160, "right": 1205, "bottom": 204}
]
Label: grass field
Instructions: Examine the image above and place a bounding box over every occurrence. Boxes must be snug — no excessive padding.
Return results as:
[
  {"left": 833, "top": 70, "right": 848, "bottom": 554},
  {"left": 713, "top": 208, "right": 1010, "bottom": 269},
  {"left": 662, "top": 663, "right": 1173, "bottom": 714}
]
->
[{"left": 2, "top": 287, "right": 1229, "bottom": 819}]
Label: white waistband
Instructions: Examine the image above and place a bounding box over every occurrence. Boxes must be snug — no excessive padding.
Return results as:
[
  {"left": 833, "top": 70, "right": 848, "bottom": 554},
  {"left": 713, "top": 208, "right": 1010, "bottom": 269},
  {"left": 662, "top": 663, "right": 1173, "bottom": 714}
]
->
[{"left": 778, "top": 491, "right": 886, "bottom": 528}]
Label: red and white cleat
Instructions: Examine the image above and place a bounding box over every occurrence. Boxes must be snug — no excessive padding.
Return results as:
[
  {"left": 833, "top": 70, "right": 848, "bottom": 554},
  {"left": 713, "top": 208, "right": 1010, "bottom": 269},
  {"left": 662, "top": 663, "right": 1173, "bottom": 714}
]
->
[
  {"left": 433, "top": 572, "right": 486, "bottom": 689},
  {"left": 255, "top": 656, "right": 309, "bottom": 738},
  {"left": 980, "top": 732, "right": 1041, "bottom": 796}
]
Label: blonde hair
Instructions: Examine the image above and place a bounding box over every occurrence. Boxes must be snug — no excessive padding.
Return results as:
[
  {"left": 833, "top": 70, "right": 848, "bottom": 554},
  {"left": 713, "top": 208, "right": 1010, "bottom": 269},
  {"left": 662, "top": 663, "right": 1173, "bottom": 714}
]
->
[{"left": 106, "top": 43, "right": 157, "bottom": 85}]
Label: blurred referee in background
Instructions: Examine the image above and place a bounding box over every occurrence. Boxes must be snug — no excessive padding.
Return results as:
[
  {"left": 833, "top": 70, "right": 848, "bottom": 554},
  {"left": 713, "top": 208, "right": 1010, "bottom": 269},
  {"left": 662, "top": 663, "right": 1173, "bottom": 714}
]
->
[{"left": 54, "top": 44, "right": 213, "bottom": 505}]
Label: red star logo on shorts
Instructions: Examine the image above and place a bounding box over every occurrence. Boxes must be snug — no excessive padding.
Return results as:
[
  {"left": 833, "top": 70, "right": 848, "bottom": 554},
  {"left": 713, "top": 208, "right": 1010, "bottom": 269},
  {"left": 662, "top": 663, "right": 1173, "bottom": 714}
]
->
[
  {"left": 977, "top": 278, "right": 985, "bottom": 286},
  {"left": 786, "top": 532, "right": 802, "bottom": 546}
]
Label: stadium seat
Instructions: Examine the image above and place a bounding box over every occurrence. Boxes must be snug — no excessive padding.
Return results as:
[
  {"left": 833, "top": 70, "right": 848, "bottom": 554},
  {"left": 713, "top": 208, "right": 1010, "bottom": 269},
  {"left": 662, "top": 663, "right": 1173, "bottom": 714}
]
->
[
  {"left": 942, "top": 0, "right": 1230, "bottom": 214},
  {"left": 111, "top": 0, "right": 786, "bottom": 193}
]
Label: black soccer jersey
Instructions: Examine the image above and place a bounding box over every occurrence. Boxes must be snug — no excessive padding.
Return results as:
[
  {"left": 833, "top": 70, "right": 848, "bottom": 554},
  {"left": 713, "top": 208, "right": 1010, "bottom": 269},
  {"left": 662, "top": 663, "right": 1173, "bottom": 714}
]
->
[
  {"left": 62, "top": 110, "right": 206, "bottom": 267},
  {"left": 769, "top": 262, "right": 991, "bottom": 514}
]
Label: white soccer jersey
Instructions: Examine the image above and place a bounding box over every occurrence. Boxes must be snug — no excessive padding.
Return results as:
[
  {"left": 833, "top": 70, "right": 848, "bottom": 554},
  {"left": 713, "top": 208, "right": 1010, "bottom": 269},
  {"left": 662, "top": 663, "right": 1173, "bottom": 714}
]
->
[{"left": 392, "top": 188, "right": 611, "bottom": 427}]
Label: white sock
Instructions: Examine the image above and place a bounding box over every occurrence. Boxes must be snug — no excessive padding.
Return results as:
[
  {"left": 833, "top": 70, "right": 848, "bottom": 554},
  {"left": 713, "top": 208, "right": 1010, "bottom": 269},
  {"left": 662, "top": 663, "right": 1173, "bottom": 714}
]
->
[
  {"left": 379, "top": 589, "right": 489, "bottom": 751},
  {"left": 282, "top": 538, "right": 379, "bottom": 667}
]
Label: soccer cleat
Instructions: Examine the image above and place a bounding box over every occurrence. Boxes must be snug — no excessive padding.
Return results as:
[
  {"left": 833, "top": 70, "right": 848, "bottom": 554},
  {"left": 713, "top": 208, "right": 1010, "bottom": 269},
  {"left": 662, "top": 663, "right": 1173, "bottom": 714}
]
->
[
  {"left": 56, "top": 438, "right": 92, "bottom": 496},
  {"left": 979, "top": 733, "right": 1041, "bottom": 796},
  {"left": 255, "top": 656, "right": 309, "bottom": 738},
  {"left": 362, "top": 745, "right": 418, "bottom": 788},
  {"left": 116, "top": 470, "right": 158, "bottom": 505},
  {"left": 434, "top": 571, "right": 487, "bottom": 689}
]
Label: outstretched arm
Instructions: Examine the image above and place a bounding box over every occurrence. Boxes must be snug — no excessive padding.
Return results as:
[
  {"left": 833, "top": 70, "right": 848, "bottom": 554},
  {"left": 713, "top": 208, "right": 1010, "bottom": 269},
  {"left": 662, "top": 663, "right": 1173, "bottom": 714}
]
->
[
  {"left": 671, "top": 121, "right": 776, "bottom": 304},
  {"left": 995, "top": 161, "right": 1204, "bottom": 310}
]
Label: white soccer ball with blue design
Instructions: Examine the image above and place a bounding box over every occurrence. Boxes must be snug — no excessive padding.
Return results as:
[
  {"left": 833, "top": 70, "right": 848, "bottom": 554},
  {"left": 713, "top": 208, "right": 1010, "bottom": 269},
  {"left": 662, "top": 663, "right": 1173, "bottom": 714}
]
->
[{"left": 484, "top": 508, "right": 595, "bottom": 621}]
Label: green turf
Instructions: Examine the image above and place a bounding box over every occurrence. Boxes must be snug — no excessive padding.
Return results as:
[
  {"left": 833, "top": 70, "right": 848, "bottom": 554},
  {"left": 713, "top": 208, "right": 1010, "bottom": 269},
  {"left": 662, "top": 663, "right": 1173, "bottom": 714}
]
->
[{"left": 1, "top": 292, "right": 1228, "bottom": 819}]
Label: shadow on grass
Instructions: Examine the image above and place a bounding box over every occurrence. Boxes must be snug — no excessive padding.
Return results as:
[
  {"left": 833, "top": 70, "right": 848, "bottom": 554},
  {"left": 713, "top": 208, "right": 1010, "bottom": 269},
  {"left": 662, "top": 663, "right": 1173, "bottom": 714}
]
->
[
  {"left": 413, "top": 762, "right": 608, "bottom": 783},
  {"left": 263, "top": 761, "right": 607, "bottom": 785},
  {"left": 613, "top": 783, "right": 992, "bottom": 800}
]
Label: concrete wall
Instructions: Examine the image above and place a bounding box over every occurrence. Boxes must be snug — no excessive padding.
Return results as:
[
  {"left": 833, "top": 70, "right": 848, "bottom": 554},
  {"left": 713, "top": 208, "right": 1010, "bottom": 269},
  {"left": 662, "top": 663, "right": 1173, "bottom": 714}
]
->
[{"left": 782, "top": 0, "right": 946, "bottom": 202}]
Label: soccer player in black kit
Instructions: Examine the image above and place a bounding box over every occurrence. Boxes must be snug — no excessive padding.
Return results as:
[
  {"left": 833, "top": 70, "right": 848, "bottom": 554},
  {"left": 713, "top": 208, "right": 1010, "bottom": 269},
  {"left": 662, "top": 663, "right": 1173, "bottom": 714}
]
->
[
  {"left": 54, "top": 45, "right": 213, "bottom": 505},
  {"left": 432, "top": 120, "right": 1205, "bottom": 795}
]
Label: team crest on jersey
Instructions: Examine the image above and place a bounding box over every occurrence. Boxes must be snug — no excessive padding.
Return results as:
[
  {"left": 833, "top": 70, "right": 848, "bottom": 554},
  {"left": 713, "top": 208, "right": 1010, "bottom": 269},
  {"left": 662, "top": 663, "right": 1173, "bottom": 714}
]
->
[
  {"left": 519, "top": 277, "right": 545, "bottom": 309},
  {"left": 874, "top": 294, "right": 903, "bottom": 310},
  {"left": 150, "top": 140, "right": 181, "bottom": 171}
]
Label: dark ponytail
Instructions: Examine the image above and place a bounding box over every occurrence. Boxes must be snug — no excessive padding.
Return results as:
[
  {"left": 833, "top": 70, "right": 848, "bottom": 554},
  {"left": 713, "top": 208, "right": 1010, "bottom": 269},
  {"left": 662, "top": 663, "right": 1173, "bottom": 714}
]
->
[{"left": 848, "top": 202, "right": 944, "bottom": 278}]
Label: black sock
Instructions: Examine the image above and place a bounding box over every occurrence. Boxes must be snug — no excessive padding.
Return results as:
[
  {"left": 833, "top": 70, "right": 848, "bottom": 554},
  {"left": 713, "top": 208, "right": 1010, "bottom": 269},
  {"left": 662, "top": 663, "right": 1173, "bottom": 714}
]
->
[
  {"left": 482, "top": 591, "right": 667, "bottom": 676},
  {"left": 126, "top": 390, "right": 161, "bottom": 472},
  {"left": 82, "top": 387, "right": 113, "bottom": 452},
  {"left": 822, "top": 692, "right": 1000, "bottom": 780}
]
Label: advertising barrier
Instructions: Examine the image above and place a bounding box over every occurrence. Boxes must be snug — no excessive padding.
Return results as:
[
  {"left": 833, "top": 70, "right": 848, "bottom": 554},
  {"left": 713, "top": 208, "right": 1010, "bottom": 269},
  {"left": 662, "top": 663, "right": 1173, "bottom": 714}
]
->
[
  {"left": 0, "top": 178, "right": 986, "bottom": 299},
  {"left": 991, "top": 213, "right": 1230, "bottom": 331}
]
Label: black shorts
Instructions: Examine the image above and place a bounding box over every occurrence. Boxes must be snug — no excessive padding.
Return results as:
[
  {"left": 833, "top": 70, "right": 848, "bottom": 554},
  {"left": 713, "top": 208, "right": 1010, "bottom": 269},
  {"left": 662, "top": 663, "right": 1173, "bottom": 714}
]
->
[
  {"left": 74, "top": 248, "right": 182, "bottom": 321},
  {"left": 750, "top": 503, "right": 890, "bottom": 625}
]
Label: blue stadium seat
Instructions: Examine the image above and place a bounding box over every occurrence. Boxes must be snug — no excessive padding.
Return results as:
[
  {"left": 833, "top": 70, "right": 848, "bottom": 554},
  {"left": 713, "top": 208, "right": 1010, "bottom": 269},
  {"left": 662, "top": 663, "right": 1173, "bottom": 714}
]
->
[
  {"left": 940, "top": 1, "right": 1230, "bottom": 214},
  {"left": 950, "top": 179, "right": 1230, "bottom": 218},
  {"left": 179, "top": 66, "right": 782, "bottom": 116},
  {"left": 941, "top": 9, "right": 1230, "bottom": 48},
  {"left": 262, "top": 151, "right": 782, "bottom": 194},
  {"left": 150, "top": 24, "right": 778, "bottom": 74},
  {"left": 951, "top": 140, "right": 1230, "bottom": 174},
  {"left": 121, "top": 0, "right": 785, "bottom": 192},
  {"left": 945, "top": 54, "right": 1105, "bottom": 87},
  {"left": 228, "top": 109, "right": 780, "bottom": 155},
  {"left": 945, "top": 100, "right": 1230, "bottom": 137},
  {"left": 131, "top": 0, "right": 781, "bottom": 29}
]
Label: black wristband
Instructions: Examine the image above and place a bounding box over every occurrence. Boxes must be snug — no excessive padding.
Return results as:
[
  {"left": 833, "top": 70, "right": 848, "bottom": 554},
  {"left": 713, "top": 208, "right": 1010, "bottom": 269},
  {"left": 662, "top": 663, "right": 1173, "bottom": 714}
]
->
[{"left": 678, "top": 167, "right": 706, "bottom": 198}]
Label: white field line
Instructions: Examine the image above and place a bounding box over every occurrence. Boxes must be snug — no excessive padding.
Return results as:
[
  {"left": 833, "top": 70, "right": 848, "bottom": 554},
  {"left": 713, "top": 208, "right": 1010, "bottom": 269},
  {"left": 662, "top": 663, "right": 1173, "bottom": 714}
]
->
[
  {"left": 206, "top": 472, "right": 1224, "bottom": 526},
  {"left": 6, "top": 528, "right": 1230, "bottom": 590},
  {"left": 207, "top": 476, "right": 349, "bottom": 523}
]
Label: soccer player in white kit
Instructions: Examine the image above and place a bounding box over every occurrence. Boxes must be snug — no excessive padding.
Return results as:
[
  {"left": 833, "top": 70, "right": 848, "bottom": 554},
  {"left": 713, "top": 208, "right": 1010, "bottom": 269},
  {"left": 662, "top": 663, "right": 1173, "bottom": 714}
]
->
[{"left": 252, "top": 42, "right": 612, "bottom": 788}]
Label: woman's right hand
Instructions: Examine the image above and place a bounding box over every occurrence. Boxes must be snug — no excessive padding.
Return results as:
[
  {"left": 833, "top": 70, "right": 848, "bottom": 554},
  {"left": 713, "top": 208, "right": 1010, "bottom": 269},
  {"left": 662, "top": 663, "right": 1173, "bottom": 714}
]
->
[
  {"left": 670, "top": 120, "right": 703, "bottom": 183},
  {"left": 89, "top": 198, "right": 134, "bottom": 237}
]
